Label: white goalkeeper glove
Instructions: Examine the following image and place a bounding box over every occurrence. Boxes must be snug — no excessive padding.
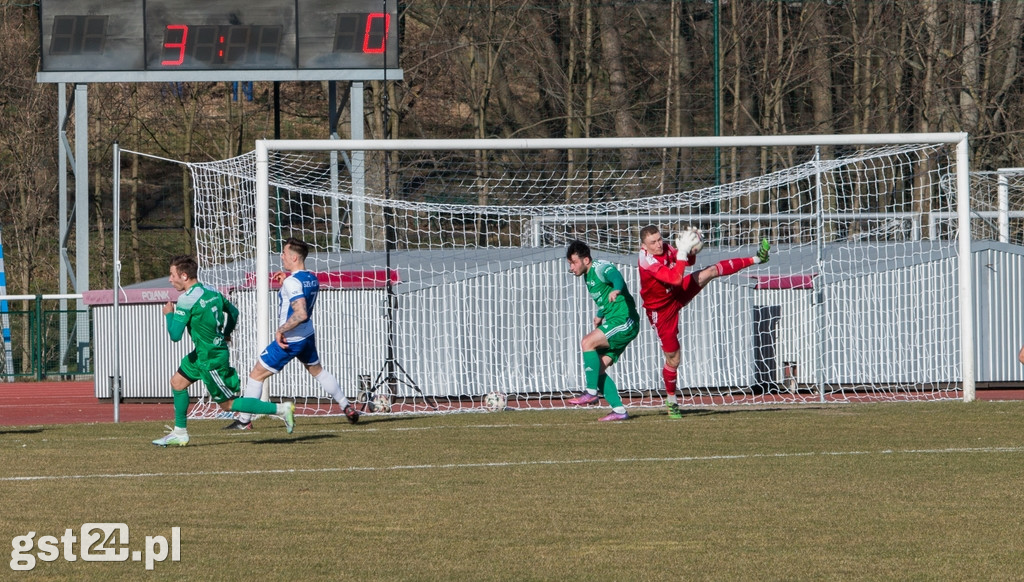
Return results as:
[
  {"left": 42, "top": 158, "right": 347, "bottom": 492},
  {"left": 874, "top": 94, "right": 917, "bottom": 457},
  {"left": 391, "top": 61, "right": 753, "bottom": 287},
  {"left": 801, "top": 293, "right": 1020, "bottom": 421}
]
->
[{"left": 675, "top": 226, "right": 703, "bottom": 256}]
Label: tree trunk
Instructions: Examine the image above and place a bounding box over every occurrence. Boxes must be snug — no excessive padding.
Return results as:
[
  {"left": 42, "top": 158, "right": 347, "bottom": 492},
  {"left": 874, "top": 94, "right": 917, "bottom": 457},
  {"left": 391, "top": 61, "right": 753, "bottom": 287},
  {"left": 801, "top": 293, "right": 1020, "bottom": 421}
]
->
[
  {"left": 92, "top": 166, "right": 107, "bottom": 284},
  {"left": 130, "top": 151, "right": 141, "bottom": 283},
  {"left": 597, "top": 2, "right": 639, "bottom": 169},
  {"left": 807, "top": 2, "right": 837, "bottom": 241},
  {"left": 961, "top": 2, "right": 981, "bottom": 135},
  {"left": 915, "top": 0, "right": 948, "bottom": 236}
]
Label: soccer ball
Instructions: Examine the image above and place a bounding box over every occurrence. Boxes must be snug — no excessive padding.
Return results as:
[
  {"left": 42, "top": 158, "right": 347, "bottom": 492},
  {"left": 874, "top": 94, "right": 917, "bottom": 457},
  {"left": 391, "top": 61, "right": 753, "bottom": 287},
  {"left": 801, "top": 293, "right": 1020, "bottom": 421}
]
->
[
  {"left": 675, "top": 226, "right": 703, "bottom": 256},
  {"left": 371, "top": 394, "right": 392, "bottom": 413},
  {"left": 688, "top": 227, "right": 704, "bottom": 254},
  {"left": 483, "top": 391, "right": 507, "bottom": 412}
]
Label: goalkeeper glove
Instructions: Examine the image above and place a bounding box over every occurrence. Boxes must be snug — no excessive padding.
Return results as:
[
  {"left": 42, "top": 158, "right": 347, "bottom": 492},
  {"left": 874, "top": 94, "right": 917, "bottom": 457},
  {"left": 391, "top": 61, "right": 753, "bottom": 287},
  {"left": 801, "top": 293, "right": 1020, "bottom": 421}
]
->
[{"left": 675, "top": 226, "right": 703, "bottom": 256}]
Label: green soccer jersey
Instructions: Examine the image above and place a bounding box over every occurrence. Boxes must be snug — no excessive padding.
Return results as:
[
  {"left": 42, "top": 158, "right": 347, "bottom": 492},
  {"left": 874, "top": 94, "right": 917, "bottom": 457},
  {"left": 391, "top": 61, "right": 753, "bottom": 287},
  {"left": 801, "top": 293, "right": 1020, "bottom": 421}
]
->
[
  {"left": 166, "top": 282, "right": 239, "bottom": 358},
  {"left": 585, "top": 259, "right": 639, "bottom": 323}
]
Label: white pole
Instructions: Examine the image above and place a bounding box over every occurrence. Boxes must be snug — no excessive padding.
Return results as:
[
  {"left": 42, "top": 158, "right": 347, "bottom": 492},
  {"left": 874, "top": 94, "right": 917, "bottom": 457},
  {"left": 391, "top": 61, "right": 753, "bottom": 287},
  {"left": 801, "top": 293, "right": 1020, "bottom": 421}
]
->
[
  {"left": 352, "top": 81, "right": 366, "bottom": 252},
  {"left": 58, "top": 83, "right": 69, "bottom": 375},
  {"left": 957, "top": 136, "right": 975, "bottom": 402},
  {"left": 112, "top": 143, "right": 121, "bottom": 422},
  {"left": 994, "top": 168, "right": 1024, "bottom": 244},
  {"left": 75, "top": 83, "right": 90, "bottom": 371},
  {"left": 263, "top": 133, "right": 970, "bottom": 152},
  {"left": 997, "top": 173, "right": 1009, "bottom": 243},
  {"left": 330, "top": 135, "right": 340, "bottom": 252},
  {"left": 256, "top": 141, "right": 271, "bottom": 400},
  {"left": 813, "top": 146, "right": 825, "bottom": 403}
]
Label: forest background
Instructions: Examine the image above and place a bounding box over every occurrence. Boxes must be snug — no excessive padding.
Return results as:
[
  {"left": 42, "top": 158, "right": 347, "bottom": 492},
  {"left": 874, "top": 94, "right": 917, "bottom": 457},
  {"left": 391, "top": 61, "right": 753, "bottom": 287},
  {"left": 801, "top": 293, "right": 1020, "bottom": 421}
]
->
[{"left": 1, "top": 0, "right": 1022, "bottom": 296}]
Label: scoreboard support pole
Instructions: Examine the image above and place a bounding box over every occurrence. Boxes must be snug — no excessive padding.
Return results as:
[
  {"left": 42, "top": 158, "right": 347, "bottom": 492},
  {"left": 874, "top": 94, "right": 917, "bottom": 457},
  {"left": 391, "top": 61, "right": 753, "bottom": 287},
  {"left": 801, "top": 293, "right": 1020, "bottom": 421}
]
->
[
  {"left": 352, "top": 81, "right": 367, "bottom": 252},
  {"left": 74, "top": 83, "right": 90, "bottom": 371},
  {"left": 55, "top": 82, "right": 90, "bottom": 376}
]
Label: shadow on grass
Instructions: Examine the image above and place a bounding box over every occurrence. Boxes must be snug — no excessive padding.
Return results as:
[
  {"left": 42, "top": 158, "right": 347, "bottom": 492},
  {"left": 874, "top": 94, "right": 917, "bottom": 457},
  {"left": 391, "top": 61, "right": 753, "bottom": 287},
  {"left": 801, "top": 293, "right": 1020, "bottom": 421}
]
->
[
  {"left": 353, "top": 415, "right": 428, "bottom": 425},
  {"left": 0, "top": 427, "right": 45, "bottom": 435},
  {"left": 651, "top": 405, "right": 832, "bottom": 419},
  {"left": 250, "top": 433, "right": 338, "bottom": 445}
]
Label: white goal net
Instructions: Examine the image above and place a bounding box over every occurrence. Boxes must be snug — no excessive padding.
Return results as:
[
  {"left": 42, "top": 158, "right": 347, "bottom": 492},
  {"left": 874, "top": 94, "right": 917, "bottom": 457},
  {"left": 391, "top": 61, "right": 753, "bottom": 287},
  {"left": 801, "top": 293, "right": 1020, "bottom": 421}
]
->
[{"left": 182, "top": 135, "right": 973, "bottom": 417}]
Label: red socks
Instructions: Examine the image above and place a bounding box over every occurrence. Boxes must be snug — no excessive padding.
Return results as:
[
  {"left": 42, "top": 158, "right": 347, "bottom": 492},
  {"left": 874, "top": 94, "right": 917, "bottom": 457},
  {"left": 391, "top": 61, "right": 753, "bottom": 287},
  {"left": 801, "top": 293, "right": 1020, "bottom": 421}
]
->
[
  {"left": 715, "top": 257, "right": 755, "bottom": 277},
  {"left": 662, "top": 365, "right": 678, "bottom": 397}
]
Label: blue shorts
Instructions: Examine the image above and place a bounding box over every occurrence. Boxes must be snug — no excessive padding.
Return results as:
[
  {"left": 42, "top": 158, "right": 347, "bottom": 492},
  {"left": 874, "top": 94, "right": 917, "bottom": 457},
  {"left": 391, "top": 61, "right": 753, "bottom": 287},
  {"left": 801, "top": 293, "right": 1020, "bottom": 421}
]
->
[{"left": 258, "top": 335, "right": 320, "bottom": 373}]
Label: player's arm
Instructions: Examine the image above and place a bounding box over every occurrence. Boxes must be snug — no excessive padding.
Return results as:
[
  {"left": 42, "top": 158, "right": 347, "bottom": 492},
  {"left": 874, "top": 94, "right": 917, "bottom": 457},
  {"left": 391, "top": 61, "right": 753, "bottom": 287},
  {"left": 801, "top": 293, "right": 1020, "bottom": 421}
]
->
[
  {"left": 223, "top": 299, "right": 239, "bottom": 341},
  {"left": 602, "top": 264, "right": 627, "bottom": 303},
  {"left": 640, "top": 251, "right": 690, "bottom": 288},
  {"left": 163, "top": 302, "right": 188, "bottom": 342},
  {"left": 668, "top": 244, "right": 696, "bottom": 268},
  {"left": 274, "top": 296, "right": 308, "bottom": 346},
  {"left": 280, "top": 297, "right": 309, "bottom": 332}
]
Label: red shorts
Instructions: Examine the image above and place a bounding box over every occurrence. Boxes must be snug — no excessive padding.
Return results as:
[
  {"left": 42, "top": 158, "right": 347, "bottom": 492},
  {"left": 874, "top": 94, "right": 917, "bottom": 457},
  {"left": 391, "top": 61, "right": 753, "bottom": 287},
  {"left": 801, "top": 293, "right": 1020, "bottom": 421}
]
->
[{"left": 644, "top": 274, "right": 703, "bottom": 354}]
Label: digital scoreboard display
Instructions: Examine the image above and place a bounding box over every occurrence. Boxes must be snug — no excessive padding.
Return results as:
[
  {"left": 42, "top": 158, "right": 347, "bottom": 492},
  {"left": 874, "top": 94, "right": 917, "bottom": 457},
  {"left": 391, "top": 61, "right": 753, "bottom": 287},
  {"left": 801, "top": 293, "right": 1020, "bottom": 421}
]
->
[{"left": 38, "top": 0, "right": 400, "bottom": 81}]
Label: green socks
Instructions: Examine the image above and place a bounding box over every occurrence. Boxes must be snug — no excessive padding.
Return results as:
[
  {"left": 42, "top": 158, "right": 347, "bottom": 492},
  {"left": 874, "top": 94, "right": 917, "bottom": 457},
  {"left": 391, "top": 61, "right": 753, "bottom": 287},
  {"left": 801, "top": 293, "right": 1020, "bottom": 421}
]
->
[
  {"left": 231, "top": 398, "right": 279, "bottom": 415},
  {"left": 598, "top": 374, "right": 623, "bottom": 410},
  {"left": 583, "top": 352, "right": 624, "bottom": 410},
  {"left": 173, "top": 389, "right": 189, "bottom": 429},
  {"left": 582, "top": 351, "right": 601, "bottom": 393},
  {"left": 172, "top": 392, "right": 281, "bottom": 429}
]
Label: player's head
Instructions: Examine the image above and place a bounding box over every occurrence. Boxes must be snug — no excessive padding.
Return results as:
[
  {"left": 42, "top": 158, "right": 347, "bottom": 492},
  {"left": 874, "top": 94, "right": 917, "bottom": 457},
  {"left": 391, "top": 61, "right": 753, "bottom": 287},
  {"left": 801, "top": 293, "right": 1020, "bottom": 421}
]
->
[
  {"left": 639, "top": 225, "right": 665, "bottom": 255},
  {"left": 282, "top": 237, "right": 310, "bottom": 261},
  {"left": 168, "top": 255, "right": 199, "bottom": 291},
  {"left": 280, "top": 237, "right": 310, "bottom": 271},
  {"left": 566, "top": 240, "right": 592, "bottom": 277}
]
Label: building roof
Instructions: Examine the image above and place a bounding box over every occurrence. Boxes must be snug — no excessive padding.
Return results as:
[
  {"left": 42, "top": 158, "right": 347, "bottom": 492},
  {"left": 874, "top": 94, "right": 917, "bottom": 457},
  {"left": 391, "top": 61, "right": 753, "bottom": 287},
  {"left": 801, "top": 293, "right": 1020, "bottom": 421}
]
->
[{"left": 86, "top": 240, "right": 1014, "bottom": 305}]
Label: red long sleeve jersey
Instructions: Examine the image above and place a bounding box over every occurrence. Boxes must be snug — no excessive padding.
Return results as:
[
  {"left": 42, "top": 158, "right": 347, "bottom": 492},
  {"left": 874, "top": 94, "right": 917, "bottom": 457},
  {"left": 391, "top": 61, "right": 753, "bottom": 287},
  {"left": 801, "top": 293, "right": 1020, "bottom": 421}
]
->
[{"left": 638, "top": 244, "right": 693, "bottom": 310}]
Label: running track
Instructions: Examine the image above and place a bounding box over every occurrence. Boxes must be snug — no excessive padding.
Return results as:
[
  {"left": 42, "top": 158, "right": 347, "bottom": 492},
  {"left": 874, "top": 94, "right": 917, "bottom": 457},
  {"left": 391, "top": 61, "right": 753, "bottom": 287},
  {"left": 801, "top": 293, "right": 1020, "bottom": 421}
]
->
[
  {"left": 0, "top": 381, "right": 171, "bottom": 426},
  {"left": 0, "top": 381, "right": 1021, "bottom": 427}
]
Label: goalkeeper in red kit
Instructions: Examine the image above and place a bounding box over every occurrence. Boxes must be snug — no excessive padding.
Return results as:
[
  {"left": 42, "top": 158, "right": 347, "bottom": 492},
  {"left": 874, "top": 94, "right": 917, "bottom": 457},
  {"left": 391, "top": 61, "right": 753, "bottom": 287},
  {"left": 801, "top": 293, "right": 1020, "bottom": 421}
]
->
[{"left": 638, "top": 225, "right": 770, "bottom": 418}]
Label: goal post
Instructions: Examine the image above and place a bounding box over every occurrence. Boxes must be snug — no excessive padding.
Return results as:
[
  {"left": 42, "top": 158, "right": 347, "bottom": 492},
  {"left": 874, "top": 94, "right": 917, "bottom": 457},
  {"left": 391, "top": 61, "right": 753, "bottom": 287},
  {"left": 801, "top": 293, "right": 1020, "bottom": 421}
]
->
[{"left": 188, "top": 133, "right": 973, "bottom": 417}]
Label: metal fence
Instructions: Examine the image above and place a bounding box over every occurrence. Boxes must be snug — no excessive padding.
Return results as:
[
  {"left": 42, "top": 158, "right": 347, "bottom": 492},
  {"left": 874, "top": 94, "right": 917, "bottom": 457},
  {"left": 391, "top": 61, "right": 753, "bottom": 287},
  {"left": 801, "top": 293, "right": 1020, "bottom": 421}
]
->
[{"left": 0, "top": 295, "right": 91, "bottom": 380}]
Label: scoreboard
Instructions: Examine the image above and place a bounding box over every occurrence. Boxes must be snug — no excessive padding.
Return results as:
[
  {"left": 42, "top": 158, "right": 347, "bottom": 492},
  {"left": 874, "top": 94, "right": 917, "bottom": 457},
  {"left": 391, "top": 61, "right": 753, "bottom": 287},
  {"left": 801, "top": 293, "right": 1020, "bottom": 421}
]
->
[{"left": 37, "top": 0, "right": 401, "bottom": 83}]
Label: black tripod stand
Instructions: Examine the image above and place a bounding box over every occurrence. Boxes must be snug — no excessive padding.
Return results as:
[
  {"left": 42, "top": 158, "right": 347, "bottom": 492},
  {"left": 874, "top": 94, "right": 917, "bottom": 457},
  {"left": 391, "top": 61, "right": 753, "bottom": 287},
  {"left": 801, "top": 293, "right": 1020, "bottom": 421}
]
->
[
  {"left": 365, "top": 272, "right": 435, "bottom": 411},
  {"left": 364, "top": 51, "right": 436, "bottom": 411}
]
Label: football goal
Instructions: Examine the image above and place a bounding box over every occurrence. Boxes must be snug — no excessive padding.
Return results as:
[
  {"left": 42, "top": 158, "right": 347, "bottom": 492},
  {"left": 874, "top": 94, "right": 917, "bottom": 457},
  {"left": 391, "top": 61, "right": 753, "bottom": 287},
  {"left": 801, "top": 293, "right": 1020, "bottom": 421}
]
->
[{"left": 178, "top": 134, "right": 973, "bottom": 417}]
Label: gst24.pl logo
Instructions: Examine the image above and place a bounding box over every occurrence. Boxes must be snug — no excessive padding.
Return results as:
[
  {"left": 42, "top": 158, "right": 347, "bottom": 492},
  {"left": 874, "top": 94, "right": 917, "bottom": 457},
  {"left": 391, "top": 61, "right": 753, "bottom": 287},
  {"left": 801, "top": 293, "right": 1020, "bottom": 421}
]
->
[{"left": 10, "top": 524, "right": 180, "bottom": 571}]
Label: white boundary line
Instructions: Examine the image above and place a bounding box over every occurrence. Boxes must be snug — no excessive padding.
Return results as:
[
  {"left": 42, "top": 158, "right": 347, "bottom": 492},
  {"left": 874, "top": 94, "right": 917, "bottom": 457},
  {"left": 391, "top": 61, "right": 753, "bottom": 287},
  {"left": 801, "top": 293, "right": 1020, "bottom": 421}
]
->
[{"left": 4, "top": 446, "right": 1023, "bottom": 483}]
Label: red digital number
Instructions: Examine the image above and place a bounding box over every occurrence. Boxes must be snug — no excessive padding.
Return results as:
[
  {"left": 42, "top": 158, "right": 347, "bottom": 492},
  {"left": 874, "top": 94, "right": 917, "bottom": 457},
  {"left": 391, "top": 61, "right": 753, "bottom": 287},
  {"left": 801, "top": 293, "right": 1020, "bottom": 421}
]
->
[
  {"left": 161, "top": 24, "right": 189, "bottom": 66},
  {"left": 362, "top": 13, "right": 390, "bottom": 54}
]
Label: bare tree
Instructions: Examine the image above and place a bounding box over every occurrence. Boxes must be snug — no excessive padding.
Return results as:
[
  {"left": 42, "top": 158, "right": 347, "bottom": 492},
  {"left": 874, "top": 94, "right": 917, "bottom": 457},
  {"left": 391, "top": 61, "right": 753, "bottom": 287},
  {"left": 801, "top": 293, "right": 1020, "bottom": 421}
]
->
[
  {"left": 597, "top": 2, "right": 640, "bottom": 169},
  {"left": 961, "top": 1, "right": 982, "bottom": 136},
  {"left": 806, "top": 2, "right": 837, "bottom": 240},
  {"left": 0, "top": 5, "right": 60, "bottom": 369}
]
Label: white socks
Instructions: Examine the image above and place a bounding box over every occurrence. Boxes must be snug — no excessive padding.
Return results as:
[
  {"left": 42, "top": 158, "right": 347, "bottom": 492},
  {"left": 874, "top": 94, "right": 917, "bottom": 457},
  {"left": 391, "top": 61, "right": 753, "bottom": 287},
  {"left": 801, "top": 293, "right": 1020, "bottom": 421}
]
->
[
  {"left": 315, "top": 369, "right": 350, "bottom": 408},
  {"left": 235, "top": 377, "right": 264, "bottom": 423},
  {"left": 235, "top": 369, "right": 348, "bottom": 423}
]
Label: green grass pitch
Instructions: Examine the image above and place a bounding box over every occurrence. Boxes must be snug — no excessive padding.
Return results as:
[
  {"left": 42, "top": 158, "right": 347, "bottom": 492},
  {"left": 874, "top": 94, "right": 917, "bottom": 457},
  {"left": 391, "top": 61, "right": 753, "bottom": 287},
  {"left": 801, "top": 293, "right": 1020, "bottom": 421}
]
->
[{"left": 3, "top": 401, "right": 1024, "bottom": 580}]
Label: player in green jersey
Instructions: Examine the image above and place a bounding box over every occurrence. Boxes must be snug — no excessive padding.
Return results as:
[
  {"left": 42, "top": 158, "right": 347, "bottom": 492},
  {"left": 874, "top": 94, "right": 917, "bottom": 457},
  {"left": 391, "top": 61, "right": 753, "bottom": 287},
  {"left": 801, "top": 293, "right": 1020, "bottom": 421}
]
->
[
  {"left": 152, "top": 255, "right": 296, "bottom": 446},
  {"left": 566, "top": 240, "right": 640, "bottom": 421}
]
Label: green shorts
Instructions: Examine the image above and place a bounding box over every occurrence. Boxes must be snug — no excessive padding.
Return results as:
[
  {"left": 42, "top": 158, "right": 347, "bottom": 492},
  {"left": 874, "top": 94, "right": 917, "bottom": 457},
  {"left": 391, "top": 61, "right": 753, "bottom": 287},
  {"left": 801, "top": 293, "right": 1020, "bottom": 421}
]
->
[
  {"left": 179, "top": 349, "right": 241, "bottom": 403},
  {"left": 597, "top": 315, "right": 640, "bottom": 364}
]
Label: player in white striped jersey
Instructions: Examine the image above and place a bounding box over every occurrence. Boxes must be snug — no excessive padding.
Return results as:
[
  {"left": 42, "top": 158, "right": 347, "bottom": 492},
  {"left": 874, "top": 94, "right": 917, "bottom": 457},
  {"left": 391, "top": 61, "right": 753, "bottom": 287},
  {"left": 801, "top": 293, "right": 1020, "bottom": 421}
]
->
[{"left": 226, "top": 237, "right": 360, "bottom": 430}]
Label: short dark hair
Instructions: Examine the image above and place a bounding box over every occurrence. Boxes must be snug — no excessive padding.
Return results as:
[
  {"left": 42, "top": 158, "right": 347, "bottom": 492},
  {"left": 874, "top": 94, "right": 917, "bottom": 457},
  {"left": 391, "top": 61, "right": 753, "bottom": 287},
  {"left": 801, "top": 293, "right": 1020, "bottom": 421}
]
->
[
  {"left": 566, "top": 240, "right": 591, "bottom": 261},
  {"left": 283, "top": 237, "right": 309, "bottom": 261},
  {"left": 639, "top": 225, "right": 660, "bottom": 242},
  {"left": 170, "top": 255, "right": 199, "bottom": 280}
]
